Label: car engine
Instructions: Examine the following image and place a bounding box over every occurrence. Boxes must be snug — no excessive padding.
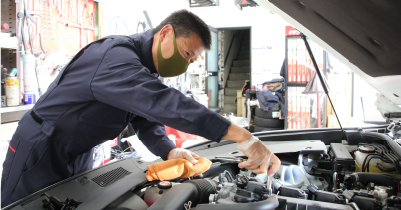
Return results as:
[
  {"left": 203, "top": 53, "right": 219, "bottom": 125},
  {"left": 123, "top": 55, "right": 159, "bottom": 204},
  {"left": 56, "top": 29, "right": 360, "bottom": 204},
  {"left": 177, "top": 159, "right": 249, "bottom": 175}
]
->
[
  {"left": 125, "top": 133, "right": 401, "bottom": 210},
  {"left": 5, "top": 132, "right": 401, "bottom": 210}
]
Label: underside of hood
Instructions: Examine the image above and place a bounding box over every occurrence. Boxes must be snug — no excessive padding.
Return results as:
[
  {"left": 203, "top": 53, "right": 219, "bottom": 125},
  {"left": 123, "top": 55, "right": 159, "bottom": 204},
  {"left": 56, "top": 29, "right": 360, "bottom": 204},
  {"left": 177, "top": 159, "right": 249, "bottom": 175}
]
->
[
  {"left": 255, "top": 0, "right": 401, "bottom": 121},
  {"left": 267, "top": 0, "right": 401, "bottom": 77}
]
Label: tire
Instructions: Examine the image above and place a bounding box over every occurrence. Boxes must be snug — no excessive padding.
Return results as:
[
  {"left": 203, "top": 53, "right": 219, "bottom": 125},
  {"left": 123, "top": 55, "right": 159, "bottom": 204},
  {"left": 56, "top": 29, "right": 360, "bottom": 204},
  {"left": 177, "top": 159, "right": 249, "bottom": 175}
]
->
[
  {"left": 255, "top": 107, "right": 280, "bottom": 119},
  {"left": 253, "top": 116, "right": 284, "bottom": 128},
  {"left": 254, "top": 126, "right": 283, "bottom": 132}
]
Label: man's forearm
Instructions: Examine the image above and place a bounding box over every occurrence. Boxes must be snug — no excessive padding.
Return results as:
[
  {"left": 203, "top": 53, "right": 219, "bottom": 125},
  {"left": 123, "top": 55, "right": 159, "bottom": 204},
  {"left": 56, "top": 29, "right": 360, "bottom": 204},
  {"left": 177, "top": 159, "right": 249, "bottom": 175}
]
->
[{"left": 221, "top": 123, "right": 253, "bottom": 143}]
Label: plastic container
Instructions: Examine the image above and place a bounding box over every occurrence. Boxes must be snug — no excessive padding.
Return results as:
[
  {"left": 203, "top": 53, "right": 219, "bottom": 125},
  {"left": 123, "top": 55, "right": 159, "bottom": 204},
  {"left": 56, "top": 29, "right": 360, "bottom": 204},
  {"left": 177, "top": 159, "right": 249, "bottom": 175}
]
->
[
  {"left": 144, "top": 181, "right": 173, "bottom": 206},
  {"left": 23, "top": 53, "right": 38, "bottom": 104},
  {"left": 5, "top": 75, "right": 19, "bottom": 106},
  {"left": 355, "top": 146, "right": 396, "bottom": 173}
]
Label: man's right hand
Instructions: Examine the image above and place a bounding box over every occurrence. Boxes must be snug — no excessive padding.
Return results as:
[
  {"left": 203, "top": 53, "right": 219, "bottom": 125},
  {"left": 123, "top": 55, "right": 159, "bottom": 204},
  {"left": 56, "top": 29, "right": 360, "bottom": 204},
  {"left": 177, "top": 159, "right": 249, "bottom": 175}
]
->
[
  {"left": 237, "top": 136, "right": 280, "bottom": 175},
  {"left": 222, "top": 123, "right": 281, "bottom": 175}
]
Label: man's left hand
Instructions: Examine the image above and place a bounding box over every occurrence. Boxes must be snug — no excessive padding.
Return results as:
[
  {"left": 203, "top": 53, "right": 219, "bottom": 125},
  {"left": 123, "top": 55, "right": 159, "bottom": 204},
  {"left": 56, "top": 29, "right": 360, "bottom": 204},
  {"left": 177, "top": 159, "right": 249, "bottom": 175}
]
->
[{"left": 167, "top": 148, "right": 199, "bottom": 164}]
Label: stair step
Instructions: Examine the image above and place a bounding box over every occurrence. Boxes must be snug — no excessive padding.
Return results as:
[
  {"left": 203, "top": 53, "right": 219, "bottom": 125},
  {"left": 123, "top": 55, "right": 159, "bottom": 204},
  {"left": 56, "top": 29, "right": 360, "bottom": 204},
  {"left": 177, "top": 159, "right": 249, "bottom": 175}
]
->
[
  {"left": 242, "top": 40, "right": 250, "bottom": 45},
  {"left": 229, "top": 73, "right": 250, "bottom": 80},
  {"left": 225, "top": 88, "right": 241, "bottom": 96},
  {"left": 240, "top": 44, "right": 250, "bottom": 50},
  {"left": 238, "top": 55, "right": 250, "bottom": 60},
  {"left": 225, "top": 95, "right": 237, "bottom": 103},
  {"left": 231, "top": 67, "right": 250, "bottom": 73},
  {"left": 223, "top": 103, "right": 237, "bottom": 114},
  {"left": 232, "top": 60, "right": 250, "bottom": 67},
  {"left": 227, "top": 80, "right": 247, "bottom": 88},
  {"left": 238, "top": 50, "right": 250, "bottom": 56}
]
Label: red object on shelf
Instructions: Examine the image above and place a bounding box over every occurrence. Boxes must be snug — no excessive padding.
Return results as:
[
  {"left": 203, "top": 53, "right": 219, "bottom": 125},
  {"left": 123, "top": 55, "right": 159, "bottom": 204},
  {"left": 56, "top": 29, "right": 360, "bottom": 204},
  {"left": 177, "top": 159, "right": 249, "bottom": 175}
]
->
[
  {"left": 288, "top": 58, "right": 292, "bottom": 83},
  {"left": 285, "top": 26, "right": 301, "bottom": 36},
  {"left": 1, "top": 23, "right": 9, "bottom": 30}
]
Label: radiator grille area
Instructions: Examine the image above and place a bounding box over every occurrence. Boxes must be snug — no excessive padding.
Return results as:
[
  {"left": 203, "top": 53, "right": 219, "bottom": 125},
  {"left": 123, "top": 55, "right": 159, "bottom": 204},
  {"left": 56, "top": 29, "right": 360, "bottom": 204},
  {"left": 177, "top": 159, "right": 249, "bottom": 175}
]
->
[{"left": 92, "top": 167, "right": 131, "bottom": 187}]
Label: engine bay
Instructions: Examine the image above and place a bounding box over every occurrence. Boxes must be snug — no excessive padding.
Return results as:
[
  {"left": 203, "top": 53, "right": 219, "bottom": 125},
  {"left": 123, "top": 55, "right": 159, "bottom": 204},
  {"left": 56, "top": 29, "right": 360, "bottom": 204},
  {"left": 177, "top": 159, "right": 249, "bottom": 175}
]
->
[
  {"left": 4, "top": 131, "right": 401, "bottom": 210},
  {"left": 122, "top": 133, "right": 401, "bottom": 210}
]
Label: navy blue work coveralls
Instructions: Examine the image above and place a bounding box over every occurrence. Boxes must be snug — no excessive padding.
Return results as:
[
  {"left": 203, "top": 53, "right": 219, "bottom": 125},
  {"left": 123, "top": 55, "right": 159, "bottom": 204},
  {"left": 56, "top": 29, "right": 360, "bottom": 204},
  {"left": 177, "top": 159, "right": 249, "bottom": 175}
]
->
[{"left": 1, "top": 29, "right": 231, "bottom": 207}]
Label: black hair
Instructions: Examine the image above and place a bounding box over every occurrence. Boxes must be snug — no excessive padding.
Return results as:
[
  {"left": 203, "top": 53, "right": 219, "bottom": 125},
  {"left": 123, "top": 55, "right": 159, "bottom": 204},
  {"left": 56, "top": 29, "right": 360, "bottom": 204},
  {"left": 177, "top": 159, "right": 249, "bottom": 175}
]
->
[{"left": 154, "top": 9, "right": 211, "bottom": 50}]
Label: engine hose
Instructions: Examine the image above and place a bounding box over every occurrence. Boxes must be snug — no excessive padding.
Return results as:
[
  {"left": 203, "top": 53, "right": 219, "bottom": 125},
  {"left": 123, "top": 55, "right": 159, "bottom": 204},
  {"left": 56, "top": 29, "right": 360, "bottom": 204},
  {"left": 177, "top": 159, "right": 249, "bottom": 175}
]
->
[
  {"left": 376, "top": 163, "right": 397, "bottom": 172},
  {"left": 361, "top": 133, "right": 401, "bottom": 159},
  {"left": 388, "top": 199, "right": 401, "bottom": 205},
  {"left": 364, "top": 156, "right": 392, "bottom": 172},
  {"left": 304, "top": 166, "right": 336, "bottom": 176},
  {"left": 191, "top": 196, "right": 279, "bottom": 210},
  {"left": 350, "top": 173, "right": 398, "bottom": 192},
  {"left": 348, "top": 202, "right": 360, "bottom": 210},
  {"left": 360, "top": 132, "right": 401, "bottom": 173},
  {"left": 361, "top": 154, "right": 378, "bottom": 172}
]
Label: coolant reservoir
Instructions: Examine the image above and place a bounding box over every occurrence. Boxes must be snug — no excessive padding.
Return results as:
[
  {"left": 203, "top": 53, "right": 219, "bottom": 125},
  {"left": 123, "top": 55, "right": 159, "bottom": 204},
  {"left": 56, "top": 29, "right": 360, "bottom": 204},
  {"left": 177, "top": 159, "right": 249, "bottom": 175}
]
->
[
  {"left": 144, "top": 181, "right": 172, "bottom": 206},
  {"left": 355, "top": 145, "right": 396, "bottom": 173}
]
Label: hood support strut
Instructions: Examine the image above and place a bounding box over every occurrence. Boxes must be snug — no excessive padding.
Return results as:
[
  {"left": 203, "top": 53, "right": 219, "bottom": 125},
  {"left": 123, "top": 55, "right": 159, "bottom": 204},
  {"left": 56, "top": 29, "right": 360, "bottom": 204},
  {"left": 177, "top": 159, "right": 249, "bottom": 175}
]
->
[{"left": 300, "top": 33, "right": 348, "bottom": 141}]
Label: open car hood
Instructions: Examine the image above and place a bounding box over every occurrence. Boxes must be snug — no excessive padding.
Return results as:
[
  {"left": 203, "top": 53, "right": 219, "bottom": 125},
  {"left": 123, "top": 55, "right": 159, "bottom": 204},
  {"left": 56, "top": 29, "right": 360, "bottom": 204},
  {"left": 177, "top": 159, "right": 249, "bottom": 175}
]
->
[{"left": 255, "top": 0, "right": 401, "bottom": 121}]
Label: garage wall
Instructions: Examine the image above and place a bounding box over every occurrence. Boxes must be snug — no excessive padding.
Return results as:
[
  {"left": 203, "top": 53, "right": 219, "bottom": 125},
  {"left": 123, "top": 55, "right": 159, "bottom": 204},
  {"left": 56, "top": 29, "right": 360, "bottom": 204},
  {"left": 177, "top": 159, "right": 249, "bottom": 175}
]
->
[
  {"left": 353, "top": 74, "right": 386, "bottom": 123},
  {"left": 103, "top": 0, "right": 288, "bottom": 86},
  {"left": 223, "top": 30, "right": 237, "bottom": 55}
]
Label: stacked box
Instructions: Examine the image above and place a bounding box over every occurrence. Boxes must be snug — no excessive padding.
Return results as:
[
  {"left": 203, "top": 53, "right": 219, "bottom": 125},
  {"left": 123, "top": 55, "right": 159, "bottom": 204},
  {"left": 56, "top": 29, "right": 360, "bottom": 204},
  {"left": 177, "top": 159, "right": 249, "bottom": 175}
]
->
[
  {"left": 287, "top": 87, "right": 312, "bottom": 129},
  {"left": 287, "top": 39, "right": 293, "bottom": 83},
  {"left": 292, "top": 87, "right": 297, "bottom": 129},
  {"left": 287, "top": 87, "right": 292, "bottom": 129},
  {"left": 306, "top": 94, "right": 311, "bottom": 129},
  {"left": 306, "top": 44, "right": 311, "bottom": 82},
  {"left": 300, "top": 42, "right": 306, "bottom": 83},
  {"left": 292, "top": 39, "right": 297, "bottom": 82},
  {"left": 296, "top": 87, "right": 299, "bottom": 129},
  {"left": 296, "top": 40, "right": 302, "bottom": 83},
  {"left": 300, "top": 88, "right": 305, "bottom": 129}
]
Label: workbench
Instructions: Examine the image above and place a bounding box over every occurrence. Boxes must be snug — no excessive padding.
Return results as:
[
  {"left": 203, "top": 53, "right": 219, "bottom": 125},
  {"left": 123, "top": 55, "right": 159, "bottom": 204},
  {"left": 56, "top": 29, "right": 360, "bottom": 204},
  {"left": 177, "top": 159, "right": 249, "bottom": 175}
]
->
[{"left": 1, "top": 104, "right": 34, "bottom": 123}]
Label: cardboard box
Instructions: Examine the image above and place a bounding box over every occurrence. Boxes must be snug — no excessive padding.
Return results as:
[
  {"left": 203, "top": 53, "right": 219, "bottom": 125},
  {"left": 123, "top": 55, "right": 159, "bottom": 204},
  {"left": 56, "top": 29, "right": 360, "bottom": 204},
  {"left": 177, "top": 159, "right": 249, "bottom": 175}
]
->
[
  {"left": 237, "top": 90, "right": 242, "bottom": 98},
  {"left": 288, "top": 87, "right": 292, "bottom": 129},
  {"left": 288, "top": 40, "right": 293, "bottom": 83},
  {"left": 237, "top": 90, "right": 242, "bottom": 117},
  {"left": 241, "top": 97, "right": 246, "bottom": 118}
]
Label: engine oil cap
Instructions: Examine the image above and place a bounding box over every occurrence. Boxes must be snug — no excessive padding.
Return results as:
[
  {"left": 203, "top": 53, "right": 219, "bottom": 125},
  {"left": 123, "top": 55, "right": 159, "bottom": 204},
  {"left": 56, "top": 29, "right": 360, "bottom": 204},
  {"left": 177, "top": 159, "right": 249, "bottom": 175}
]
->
[
  {"left": 358, "top": 146, "right": 375, "bottom": 153},
  {"left": 158, "top": 181, "right": 172, "bottom": 189}
]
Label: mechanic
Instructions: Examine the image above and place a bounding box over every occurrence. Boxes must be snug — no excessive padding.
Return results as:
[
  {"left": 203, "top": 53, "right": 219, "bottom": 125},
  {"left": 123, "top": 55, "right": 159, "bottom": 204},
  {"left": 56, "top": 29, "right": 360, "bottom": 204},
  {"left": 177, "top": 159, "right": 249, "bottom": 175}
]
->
[{"left": 1, "top": 9, "right": 280, "bottom": 207}]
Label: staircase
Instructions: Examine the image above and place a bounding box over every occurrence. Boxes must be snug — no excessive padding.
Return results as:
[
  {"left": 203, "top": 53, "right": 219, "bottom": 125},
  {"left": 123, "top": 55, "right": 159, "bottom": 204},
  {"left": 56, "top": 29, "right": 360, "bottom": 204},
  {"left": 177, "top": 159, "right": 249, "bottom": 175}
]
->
[{"left": 223, "top": 33, "right": 250, "bottom": 115}]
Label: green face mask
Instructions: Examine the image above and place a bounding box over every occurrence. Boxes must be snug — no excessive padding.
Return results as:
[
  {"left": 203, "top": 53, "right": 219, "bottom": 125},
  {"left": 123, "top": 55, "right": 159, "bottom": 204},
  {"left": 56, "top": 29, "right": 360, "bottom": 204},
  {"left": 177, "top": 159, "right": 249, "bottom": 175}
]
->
[{"left": 157, "top": 31, "right": 189, "bottom": 77}]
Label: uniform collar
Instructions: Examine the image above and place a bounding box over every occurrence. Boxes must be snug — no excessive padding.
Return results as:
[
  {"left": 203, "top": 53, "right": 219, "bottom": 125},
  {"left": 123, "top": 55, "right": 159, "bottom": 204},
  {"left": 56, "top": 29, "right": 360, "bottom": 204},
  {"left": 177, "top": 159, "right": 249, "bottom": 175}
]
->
[{"left": 133, "top": 29, "right": 158, "bottom": 75}]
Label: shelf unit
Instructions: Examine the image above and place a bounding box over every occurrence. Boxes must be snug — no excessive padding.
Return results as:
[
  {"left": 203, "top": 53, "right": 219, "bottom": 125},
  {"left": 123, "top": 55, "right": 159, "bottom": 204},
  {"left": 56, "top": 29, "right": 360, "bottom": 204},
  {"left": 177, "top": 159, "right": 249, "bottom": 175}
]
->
[
  {"left": 283, "top": 26, "right": 327, "bottom": 130},
  {"left": 1, "top": 0, "right": 21, "bottom": 124},
  {"left": 1, "top": 0, "right": 104, "bottom": 123}
]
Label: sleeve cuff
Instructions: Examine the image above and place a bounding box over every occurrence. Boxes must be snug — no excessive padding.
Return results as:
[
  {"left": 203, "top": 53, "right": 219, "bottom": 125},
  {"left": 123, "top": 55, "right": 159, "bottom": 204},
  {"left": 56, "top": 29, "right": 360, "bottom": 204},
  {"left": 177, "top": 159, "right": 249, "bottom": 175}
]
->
[
  {"left": 157, "top": 139, "right": 177, "bottom": 160},
  {"left": 201, "top": 114, "right": 231, "bottom": 143}
]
